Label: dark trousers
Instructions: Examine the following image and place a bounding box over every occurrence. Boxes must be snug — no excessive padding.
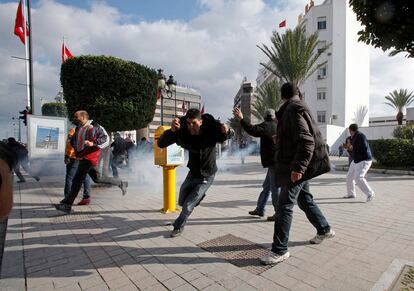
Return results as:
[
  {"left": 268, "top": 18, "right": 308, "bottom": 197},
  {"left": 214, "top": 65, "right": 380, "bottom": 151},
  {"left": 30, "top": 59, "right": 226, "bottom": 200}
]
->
[
  {"left": 64, "top": 159, "right": 91, "bottom": 199},
  {"left": 272, "top": 180, "right": 330, "bottom": 255},
  {"left": 173, "top": 173, "right": 215, "bottom": 230},
  {"left": 14, "top": 158, "right": 37, "bottom": 181},
  {"left": 110, "top": 155, "right": 125, "bottom": 178},
  {"left": 62, "top": 159, "right": 122, "bottom": 206},
  {"left": 255, "top": 166, "right": 280, "bottom": 215}
]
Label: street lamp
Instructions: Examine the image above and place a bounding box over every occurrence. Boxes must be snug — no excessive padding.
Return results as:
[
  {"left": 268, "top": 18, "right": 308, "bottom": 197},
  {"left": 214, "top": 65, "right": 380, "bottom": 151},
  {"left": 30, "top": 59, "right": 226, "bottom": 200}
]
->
[{"left": 157, "top": 69, "right": 177, "bottom": 125}]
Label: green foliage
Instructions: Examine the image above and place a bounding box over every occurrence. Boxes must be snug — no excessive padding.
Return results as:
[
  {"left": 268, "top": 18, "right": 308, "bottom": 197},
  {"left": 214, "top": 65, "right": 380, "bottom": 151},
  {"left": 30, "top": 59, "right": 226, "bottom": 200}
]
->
[
  {"left": 61, "top": 55, "right": 158, "bottom": 132},
  {"left": 41, "top": 102, "right": 68, "bottom": 117},
  {"left": 393, "top": 124, "right": 414, "bottom": 140},
  {"left": 257, "top": 24, "right": 330, "bottom": 87},
  {"left": 370, "top": 139, "right": 414, "bottom": 167},
  {"left": 252, "top": 80, "right": 282, "bottom": 121},
  {"left": 349, "top": 0, "right": 414, "bottom": 58}
]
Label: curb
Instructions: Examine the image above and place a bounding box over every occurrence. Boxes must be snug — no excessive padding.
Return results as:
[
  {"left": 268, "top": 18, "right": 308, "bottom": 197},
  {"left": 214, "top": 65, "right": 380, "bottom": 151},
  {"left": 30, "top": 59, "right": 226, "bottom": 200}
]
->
[{"left": 334, "top": 166, "right": 414, "bottom": 176}]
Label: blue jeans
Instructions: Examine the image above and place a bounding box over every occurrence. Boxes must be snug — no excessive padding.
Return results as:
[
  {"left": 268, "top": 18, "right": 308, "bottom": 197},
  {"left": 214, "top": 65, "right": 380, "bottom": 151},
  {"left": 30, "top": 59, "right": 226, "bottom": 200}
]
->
[
  {"left": 64, "top": 160, "right": 91, "bottom": 199},
  {"left": 255, "top": 166, "right": 280, "bottom": 215},
  {"left": 173, "top": 173, "right": 215, "bottom": 230},
  {"left": 272, "top": 180, "right": 331, "bottom": 255}
]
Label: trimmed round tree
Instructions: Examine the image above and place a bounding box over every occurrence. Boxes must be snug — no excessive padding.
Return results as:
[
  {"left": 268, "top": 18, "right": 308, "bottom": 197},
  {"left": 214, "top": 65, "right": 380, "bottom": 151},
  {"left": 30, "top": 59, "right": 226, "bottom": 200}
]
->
[
  {"left": 41, "top": 102, "right": 68, "bottom": 117},
  {"left": 60, "top": 55, "right": 158, "bottom": 132}
]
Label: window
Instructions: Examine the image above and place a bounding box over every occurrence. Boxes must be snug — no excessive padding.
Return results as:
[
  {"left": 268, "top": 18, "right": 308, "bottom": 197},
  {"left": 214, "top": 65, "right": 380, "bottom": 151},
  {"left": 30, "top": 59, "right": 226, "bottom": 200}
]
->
[
  {"left": 317, "top": 17, "right": 327, "bottom": 30},
  {"left": 318, "top": 66, "right": 327, "bottom": 79},
  {"left": 318, "top": 41, "right": 327, "bottom": 54},
  {"left": 317, "top": 88, "right": 327, "bottom": 100},
  {"left": 317, "top": 111, "right": 326, "bottom": 123}
]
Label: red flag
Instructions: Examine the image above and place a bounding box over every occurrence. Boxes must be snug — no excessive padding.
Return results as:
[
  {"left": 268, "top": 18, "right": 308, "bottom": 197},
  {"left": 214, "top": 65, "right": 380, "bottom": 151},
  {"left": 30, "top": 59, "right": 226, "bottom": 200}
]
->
[
  {"left": 14, "top": 0, "right": 28, "bottom": 44},
  {"left": 156, "top": 88, "right": 161, "bottom": 100},
  {"left": 61, "top": 43, "right": 73, "bottom": 63},
  {"left": 200, "top": 104, "right": 205, "bottom": 115},
  {"left": 279, "top": 20, "right": 286, "bottom": 28},
  {"left": 182, "top": 100, "right": 187, "bottom": 115}
]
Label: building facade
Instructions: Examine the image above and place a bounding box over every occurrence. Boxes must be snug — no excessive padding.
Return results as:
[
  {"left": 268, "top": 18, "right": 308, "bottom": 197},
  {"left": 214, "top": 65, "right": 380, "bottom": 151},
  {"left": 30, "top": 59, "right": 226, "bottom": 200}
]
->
[{"left": 299, "top": 0, "right": 370, "bottom": 128}]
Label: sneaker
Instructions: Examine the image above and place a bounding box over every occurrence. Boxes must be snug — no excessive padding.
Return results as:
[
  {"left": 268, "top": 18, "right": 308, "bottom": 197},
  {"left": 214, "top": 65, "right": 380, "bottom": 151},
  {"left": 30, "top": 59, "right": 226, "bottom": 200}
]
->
[
  {"left": 260, "top": 251, "right": 290, "bottom": 265},
  {"left": 119, "top": 181, "right": 128, "bottom": 196},
  {"left": 343, "top": 195, "right": 356, "bottom": 199},
  {"left": 33, "top": 176, "right": 40, "bottom": 181},
  {"left": 267, "top": 214, "right": 276, "bottom": 221},
  {"left": 248, "top": 210, "right": 264, "bottom": 217},
  {"left": 54, "top": 203, "right": 72, "bottom": 214},
  {"left": 310, "top": 229, "right": 335, "bottom": 244},
  {"left": 366, "top": 193, "right": 375, "bottom": 202},
  {"left": 77, "top": 198, "right": 91, "bottom": 206},
  {"left": 170, "top": 227, "right": 184, "bottom": 238}
]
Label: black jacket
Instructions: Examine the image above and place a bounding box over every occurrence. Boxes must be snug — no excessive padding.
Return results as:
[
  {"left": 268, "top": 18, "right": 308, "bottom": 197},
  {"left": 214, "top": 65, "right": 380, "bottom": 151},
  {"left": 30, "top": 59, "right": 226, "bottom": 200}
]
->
[
  {"left": 240, "top": 119, "right": 277, "bottom": 168},
  {"left": 351, "top": 131, "right": 372, "bottom": 163},
  {"left": 157, "top": 114, "right": 233, "bottom": 177},
  {"left": 275, "top": 96, "right": 330, "bottom": 186}
]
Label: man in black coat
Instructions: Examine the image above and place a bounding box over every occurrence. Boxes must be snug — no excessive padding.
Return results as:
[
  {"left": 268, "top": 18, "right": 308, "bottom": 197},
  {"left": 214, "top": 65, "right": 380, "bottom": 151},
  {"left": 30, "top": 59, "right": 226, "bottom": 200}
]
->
[
  {"left": 6, "top": 137, "right": 39, "bottom": 182},
  {"left": 158, "top": 108, "right": 233, "bottom": 237},
  {"left": 260, "top": 83, "right": 334, "bottom": 265},
  {"left": 233, "top": 107, "right": 280, "bottom": 221}
]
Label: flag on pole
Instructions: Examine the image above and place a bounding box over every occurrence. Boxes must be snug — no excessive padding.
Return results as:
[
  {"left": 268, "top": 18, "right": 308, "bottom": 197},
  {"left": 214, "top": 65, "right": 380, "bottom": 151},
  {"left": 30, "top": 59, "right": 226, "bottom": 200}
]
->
[
  {"left": 14, "top": 0, "right": 28, "bottom": 44},
  {"left": 61, "top": 43, "right": 73, "bottom": 63},
  {"left": 182, "top": 100, "right": 187, "bottom": 115},
  {"left": 200, "top": 104, "right": 205, "bottom": 115},
  {"left": 279, "top": 20, "right": 286, "bottom": 28}
]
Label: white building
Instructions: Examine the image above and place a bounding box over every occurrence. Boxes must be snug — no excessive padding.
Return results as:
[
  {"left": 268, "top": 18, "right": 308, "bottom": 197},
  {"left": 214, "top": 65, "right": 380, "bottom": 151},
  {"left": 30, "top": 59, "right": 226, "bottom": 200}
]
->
[{"left": 300, "top": 0, "right": 370, "bottom": 130}]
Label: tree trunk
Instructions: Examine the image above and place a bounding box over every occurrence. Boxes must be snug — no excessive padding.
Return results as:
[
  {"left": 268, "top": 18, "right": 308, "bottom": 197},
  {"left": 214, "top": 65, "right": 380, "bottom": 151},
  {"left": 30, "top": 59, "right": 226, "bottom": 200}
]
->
[{"left": 397, "top": 111, "right": 403, "bottom": 125}]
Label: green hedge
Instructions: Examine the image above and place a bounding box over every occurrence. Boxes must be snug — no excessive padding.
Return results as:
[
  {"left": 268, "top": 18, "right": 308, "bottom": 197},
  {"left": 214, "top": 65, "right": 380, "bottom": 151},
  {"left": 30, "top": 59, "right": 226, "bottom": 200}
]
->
[
  {"left": 370, "top": 139, "right": 414, "bottom": 167},
  {"left": 393, "top": 124, "right": 414, "bottom": 140},
  {"left": 41, "top": 102, "right": 68, "bottom": 117}
]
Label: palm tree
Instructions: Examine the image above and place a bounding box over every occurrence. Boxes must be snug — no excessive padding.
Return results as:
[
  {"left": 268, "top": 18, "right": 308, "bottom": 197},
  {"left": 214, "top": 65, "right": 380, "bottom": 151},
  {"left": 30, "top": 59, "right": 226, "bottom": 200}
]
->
[
  {"left": 257, "top": 24, "right": 330, "bottom": 88},
  {"left": 384, "top": 89, "right": 414, "bottom": 125},
  {"left": 252, "top": 80, "right": 282, "bottom": 121}
]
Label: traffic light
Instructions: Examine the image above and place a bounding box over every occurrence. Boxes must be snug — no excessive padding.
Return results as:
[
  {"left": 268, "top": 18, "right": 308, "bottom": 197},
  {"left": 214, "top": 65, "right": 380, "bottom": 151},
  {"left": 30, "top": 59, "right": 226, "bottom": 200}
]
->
[{"left": 19, "top": 109, "right": 28, "bottom": 126}]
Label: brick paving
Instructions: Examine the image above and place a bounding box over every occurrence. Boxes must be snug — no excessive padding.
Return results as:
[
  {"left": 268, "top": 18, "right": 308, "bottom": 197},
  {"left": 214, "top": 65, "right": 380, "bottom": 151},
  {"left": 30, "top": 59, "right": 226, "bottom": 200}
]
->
[{"left": 1, "top": 156, "right": 414, "bottom": 290}]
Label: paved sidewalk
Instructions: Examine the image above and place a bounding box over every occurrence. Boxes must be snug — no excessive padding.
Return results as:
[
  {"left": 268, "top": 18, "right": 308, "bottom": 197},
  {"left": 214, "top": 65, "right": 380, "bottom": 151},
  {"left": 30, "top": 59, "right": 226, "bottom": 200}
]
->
[{"left": 1, "top": 156, "right": 414, "bottom": 290}]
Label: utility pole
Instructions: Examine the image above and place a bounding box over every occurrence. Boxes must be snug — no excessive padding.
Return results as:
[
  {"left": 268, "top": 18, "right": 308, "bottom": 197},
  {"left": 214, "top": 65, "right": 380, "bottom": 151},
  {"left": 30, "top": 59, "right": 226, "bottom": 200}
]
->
[{"left": 27, "top": 0, "right": 34, "bottom": 114}]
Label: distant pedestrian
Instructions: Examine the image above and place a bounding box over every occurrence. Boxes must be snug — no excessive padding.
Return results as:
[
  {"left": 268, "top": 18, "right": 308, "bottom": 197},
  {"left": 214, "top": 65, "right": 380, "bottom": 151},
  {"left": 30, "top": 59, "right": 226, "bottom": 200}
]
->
[
  {"left": 233, "top": 107, "right": 280, "bottom": 221},
  {"left": 260, "top": 83, "right": 334, "bottom": 266},
  {"left": 63, "top": 128, "right": 92, "bottom": 206},
  {"left": 110, "top": 132, "right": 128, "bottom": 178},
  {"left": 0, "top": 141, "right": 17, "bottom": 219},
  {"left": 6, "top": 137, "right": 39, "bottom": 182},
  {"left": 157, "top": 108, "right": 233, "bottom": 237},
  {"left": 343, "top": 124, "right": 375, "bottom": 202},
  {"left": 338, "top": 145, "right": 344, "bottom": 157},
  {"left": 54, "top": 110, "right": 128, "bottom": 214}
]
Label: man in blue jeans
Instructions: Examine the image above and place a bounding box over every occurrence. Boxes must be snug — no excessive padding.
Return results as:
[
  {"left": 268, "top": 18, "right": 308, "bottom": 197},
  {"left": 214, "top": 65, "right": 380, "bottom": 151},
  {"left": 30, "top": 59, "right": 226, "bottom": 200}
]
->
[
  {"left": 233, "top": 107, "right": 280, "bottom": 221},
  {"left": 157, "top": 108, "right": 233, "bottom": 237},
  {"left": 260, "top": 83, "right": 334, "bottom": 265}
]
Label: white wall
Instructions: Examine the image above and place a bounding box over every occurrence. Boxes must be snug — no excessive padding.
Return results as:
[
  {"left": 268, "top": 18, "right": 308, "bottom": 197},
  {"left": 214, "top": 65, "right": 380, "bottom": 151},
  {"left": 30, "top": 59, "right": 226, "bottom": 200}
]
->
[
  {"left": 359, "top": 126, "right": 395, "bottom": 140},
  {"left": 407, "top": 107, "right": 414, "bottom": 123}
]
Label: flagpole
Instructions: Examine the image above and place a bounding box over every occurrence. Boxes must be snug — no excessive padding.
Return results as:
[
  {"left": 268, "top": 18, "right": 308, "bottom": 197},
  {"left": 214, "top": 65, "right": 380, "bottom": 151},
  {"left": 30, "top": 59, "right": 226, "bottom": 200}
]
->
[
  {"left": 26, "top": 0, "right": 35, "bottom": 114},
  {"left": 21, "top": 0, "right": 30, "bottom": 110}
]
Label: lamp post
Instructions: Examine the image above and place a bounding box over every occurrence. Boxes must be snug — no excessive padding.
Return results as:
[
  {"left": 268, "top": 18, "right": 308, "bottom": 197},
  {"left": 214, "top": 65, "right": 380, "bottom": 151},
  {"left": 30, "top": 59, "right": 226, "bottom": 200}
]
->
[{"left": 157, "top": 69, "right": 177, "bottom": 125}]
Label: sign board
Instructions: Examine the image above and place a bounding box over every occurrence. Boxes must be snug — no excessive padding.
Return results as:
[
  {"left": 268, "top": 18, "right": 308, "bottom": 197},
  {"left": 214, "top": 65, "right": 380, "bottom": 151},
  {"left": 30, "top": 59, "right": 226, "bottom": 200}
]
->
[
  {"left": 154, "top": 126, "right": 184, "bottom": 166},
  {"left": 27, "top": 115, "right": 67, "bottom": 160}
]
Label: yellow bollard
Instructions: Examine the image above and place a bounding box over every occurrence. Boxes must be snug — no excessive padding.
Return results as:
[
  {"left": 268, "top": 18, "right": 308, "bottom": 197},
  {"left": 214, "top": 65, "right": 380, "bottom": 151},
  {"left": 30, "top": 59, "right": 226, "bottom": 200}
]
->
[
  {"left": 154, "top": 125, "right": 184, "bottom": 214},
  {"left": 162, "top": 166, "right": 177, "bottom": 213}
]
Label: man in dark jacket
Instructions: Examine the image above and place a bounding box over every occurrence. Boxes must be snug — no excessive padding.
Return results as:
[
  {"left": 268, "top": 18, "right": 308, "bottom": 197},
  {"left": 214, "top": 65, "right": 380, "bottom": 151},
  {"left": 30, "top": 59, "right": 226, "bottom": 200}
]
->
[
  {"left": 344, "top": 124, "right": 375, "bottom": 201},
  {"left": 233, "top": 107, "right": 280, "bottom": 221},
  {"left": 260, "top": 83, "right": 334, "bottom": 265},
  {"left": 55, "top": 110, "right": 128, "bottom": 214},
  {"left": 6, "top": 137, "right": 39, "bottom": 182},
  {"left": 110, "top": 132, "right": 128, "bottom": 178},
  {"left": 158, "top": 108, "right": 233, "bottom": 237}
]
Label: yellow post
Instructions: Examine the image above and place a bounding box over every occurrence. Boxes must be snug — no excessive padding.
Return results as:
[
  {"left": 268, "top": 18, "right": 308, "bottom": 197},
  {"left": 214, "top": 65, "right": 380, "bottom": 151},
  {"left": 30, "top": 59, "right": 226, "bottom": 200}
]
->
[{"left": 162, "top": 166, "right": 177, "bottom": 213}]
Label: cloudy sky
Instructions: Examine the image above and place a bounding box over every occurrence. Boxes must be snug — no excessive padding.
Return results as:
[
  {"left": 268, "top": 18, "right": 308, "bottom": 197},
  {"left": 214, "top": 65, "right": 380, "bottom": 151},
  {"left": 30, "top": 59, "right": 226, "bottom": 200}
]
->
[{"left": 0, "top": 0, "right": 413, "bottom": 139}]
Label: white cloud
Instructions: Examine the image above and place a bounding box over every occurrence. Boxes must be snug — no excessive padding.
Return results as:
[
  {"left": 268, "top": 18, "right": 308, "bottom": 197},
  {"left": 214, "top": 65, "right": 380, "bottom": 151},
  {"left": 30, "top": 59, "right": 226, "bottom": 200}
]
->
[{"left": 0, "top": 0, "right": 413, "bottom": 140}]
